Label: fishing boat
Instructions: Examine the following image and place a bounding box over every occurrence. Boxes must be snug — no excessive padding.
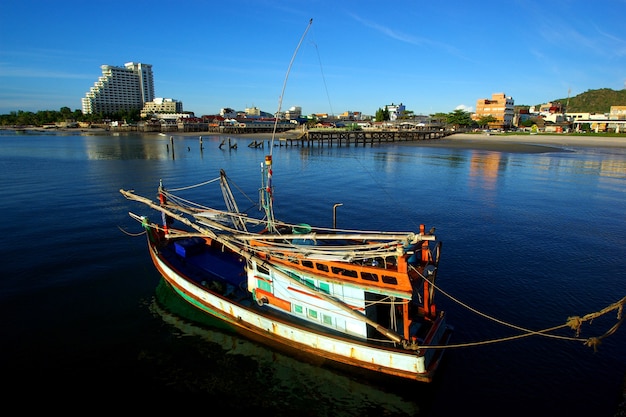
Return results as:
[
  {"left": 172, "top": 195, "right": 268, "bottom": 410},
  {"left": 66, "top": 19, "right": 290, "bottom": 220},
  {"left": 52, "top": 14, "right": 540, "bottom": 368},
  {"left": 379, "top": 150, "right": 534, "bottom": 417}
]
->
[{"left": 119, "top": 19, "right": 452, "bottom": 382}]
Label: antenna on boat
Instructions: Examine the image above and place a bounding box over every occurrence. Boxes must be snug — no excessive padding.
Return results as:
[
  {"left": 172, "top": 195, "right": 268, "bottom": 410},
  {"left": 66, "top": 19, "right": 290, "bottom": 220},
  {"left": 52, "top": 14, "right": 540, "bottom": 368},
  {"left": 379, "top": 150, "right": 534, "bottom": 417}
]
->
[{"left": 263, "top": 18, "right": 313, "bottom": 232}]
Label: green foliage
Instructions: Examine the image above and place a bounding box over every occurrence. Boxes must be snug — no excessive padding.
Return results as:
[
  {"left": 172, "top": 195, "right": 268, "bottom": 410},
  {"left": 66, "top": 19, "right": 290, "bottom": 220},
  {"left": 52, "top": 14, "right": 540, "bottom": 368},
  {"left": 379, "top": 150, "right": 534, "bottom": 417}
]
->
[
  {"left": 477, "top": 115, "right": 498, "bottom": 127},
  {"left": 445, "top": 109, "right": 474, "bottom": 127},
  {"left": 0, "top": 107, "right": 142, "bottom": 126},
  {"left": 544, "top": 88, "right": 626, "bottom": 113},
  {"left": 375, "top": 106, "right": 390, "bottom": 122}
]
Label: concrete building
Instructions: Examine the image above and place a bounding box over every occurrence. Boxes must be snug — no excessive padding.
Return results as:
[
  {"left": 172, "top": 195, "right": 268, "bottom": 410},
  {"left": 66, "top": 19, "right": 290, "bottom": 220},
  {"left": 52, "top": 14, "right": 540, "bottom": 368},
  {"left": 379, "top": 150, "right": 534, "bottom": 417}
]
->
[
  {"left": 285, "top": 106, "right": 302, "bottom": 120},
  {"left": 140, "top": 98, "right": 183, "bottom": 118},
  {"left": 386, "top": 103, "right": 406, "bottom": 121},
  {"left": 473, "top": 93, "right": 515, "bottom": 129},
  {"left": 245, "top": 106, "right": 261, "bottom": 117},
  {"left": 82, "top": 62, "right": 155, "bottom": 115}
]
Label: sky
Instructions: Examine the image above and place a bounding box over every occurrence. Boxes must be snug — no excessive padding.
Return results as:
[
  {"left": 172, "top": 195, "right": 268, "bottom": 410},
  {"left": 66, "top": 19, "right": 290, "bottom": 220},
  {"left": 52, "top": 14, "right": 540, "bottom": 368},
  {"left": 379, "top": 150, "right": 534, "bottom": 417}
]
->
[{"left": 1, "top": 0, "right": 625, "bottom": 117}]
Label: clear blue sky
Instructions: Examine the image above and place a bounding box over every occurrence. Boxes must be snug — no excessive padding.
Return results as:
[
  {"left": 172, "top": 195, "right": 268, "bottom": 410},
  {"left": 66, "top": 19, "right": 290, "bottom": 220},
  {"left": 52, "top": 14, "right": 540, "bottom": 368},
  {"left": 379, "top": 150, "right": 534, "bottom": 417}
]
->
[{"left": 1, "top": 0, "right": 624, "bottom": 117}]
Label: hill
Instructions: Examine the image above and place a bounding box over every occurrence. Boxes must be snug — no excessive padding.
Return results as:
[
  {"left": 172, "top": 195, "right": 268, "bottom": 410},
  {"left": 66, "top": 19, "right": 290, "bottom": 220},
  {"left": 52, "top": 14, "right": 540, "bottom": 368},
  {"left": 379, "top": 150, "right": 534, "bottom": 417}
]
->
[{"left": 549, "top": 88, "right": 626, "bottom": 113}]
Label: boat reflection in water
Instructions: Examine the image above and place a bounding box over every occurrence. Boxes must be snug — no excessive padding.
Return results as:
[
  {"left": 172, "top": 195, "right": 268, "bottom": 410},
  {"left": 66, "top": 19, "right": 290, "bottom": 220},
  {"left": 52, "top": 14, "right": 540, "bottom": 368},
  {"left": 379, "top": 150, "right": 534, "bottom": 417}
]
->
[{"left": 149, "top": 278, "right": 434, "bottom": 415}]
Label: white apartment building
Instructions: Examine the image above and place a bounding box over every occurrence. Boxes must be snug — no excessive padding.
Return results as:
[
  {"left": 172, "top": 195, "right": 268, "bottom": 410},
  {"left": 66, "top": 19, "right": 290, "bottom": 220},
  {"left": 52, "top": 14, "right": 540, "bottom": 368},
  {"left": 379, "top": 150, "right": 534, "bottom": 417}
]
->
[
  {"left": 386, "top": 103, "right": 406, "bottom": 121},
  {"left": 285, "top": 106, "right": 302, "bottom": 120},
  {"left": 82, "top": 62, "right": 155, "bottom": 115},
  {"left": 140, "top": 98, "right": 183, "bottom": 118}
]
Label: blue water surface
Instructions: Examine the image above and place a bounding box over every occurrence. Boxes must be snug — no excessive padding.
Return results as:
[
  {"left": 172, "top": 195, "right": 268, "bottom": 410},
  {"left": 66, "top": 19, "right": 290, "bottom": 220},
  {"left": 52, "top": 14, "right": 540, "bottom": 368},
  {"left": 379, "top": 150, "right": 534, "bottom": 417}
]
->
[{"left": 0, "top": 131, "right": 624, "bottom": 415}]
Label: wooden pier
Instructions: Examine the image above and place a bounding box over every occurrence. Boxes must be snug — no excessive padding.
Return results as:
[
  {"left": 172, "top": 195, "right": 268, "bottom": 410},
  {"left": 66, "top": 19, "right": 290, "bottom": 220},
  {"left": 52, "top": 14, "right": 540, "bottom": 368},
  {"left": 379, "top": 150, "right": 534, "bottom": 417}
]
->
[{"left": 277, "top": 129, "right": 451, "bottom": 147}]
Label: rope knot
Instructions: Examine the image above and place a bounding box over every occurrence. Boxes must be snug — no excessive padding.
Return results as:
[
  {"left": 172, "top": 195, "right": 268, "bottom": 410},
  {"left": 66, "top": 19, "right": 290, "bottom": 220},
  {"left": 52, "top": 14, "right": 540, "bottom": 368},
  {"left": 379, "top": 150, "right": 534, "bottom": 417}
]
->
[
  {"left": 566, "top": 316, "right": 583, "bottom": 337},
  {"left": 584, "top": 337, "right": 601, "bottom": 352}
]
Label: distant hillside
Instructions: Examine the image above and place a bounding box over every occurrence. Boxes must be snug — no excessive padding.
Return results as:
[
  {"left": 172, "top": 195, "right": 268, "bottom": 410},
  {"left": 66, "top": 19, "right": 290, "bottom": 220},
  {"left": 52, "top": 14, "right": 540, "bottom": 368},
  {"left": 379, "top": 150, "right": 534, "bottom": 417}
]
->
[{"left": 546, "top": 88, "right": 626, "bottom": 113}]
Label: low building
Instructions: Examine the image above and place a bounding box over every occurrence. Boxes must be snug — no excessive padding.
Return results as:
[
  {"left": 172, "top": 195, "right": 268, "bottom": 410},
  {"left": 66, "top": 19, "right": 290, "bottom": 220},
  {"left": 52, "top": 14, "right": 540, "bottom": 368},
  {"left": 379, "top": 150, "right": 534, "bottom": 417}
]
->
[{"left": 141, "top": 98, "right": 183, "bottom": 118}]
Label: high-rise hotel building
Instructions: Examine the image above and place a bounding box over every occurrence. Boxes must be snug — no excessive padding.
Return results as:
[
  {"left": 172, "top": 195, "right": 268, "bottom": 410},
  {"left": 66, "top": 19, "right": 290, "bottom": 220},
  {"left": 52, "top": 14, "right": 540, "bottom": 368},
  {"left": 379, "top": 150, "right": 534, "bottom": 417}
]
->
[{"left": 82, "top": 62, "right": 155, "bottom": 115}]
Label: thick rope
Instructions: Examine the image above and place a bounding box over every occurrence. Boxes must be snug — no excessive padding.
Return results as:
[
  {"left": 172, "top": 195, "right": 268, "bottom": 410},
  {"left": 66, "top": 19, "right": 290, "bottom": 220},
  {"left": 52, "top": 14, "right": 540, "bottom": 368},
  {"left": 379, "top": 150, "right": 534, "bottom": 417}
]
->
[{"left": 426, "top": 284, "right": 626, "bottom": 350}]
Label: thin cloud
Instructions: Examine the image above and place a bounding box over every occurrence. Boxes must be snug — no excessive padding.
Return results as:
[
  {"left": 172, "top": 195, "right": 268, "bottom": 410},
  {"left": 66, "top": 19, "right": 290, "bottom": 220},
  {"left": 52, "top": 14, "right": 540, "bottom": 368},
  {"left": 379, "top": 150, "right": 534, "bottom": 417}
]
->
[{"left": 348, "top": 13, "right": 469, "bottom": 60}]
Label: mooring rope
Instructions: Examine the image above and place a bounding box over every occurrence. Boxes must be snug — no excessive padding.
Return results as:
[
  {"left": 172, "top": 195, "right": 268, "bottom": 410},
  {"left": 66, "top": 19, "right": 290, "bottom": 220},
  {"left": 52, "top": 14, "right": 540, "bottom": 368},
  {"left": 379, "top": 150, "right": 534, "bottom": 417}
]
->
[{"left": 425, "top": 282, "right": 626, "bottom": 350}]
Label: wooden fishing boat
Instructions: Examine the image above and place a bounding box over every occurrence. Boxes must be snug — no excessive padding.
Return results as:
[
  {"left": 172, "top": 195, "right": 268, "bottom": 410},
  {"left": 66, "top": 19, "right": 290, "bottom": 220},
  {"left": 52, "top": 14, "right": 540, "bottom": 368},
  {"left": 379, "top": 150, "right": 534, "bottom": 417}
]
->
[
  {"left": 119, "top": 19, "right": 451, "bottom": 382},
  {"left": 120, "top": 163, "right": 451, "bottom": 382}
]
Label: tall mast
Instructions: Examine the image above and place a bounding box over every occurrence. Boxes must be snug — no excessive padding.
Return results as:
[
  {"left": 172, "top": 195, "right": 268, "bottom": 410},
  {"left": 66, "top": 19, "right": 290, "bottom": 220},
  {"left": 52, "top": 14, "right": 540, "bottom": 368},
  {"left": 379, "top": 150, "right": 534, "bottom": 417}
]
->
[{"left": 263, "top": 18, "right": 313, "bottom": 232}]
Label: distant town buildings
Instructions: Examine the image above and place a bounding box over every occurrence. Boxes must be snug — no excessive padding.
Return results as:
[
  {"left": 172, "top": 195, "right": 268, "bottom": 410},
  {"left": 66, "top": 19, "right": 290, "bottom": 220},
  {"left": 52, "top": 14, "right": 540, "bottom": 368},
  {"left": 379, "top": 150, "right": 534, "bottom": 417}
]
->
[
  {"left": 77, "top": 62, "right": 626, "bottom": 134},
  {"left": 82, "top": 62, "right": 155, "bottom": 114}
]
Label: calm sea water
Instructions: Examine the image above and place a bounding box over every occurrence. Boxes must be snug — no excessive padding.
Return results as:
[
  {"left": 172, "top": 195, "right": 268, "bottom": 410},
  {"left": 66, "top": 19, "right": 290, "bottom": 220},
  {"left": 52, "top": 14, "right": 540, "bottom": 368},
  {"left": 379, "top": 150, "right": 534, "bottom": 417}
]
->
[{"left": 1, "top": 131, "right": 625, "bottom": 415}]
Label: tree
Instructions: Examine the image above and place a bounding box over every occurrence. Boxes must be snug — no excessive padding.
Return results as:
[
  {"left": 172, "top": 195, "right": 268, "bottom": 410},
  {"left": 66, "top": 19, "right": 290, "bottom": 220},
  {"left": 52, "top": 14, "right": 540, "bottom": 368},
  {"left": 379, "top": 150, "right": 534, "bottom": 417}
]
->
[
  {"left": 430, "top": 112, "right": 448, "bottom": 124},
  {"left": 60, "top": 106, "right": 72, "bottom": 120},
  {"left": 446, "top": 109, "right": 473, "bottom": 129},
  {"left": 398, "top": 109, "right": 415, "bottom": 120},
  {"left": 375, "top": 107, "right": 390, "bottom": 122},
  {"left": 477, "top": 115, "right": 497, "bottom": 128}
]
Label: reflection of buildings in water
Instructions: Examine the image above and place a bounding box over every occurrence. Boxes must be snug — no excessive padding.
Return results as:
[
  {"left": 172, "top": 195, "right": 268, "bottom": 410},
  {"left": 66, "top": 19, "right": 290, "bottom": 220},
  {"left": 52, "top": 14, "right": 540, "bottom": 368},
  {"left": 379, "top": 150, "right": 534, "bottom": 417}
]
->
[
  {"left": 468, "top": 151, "right": 502, "bottom": 192},
  {"left": 83, "top": 134, "right": 171, "bottom": 160},
  {"left": 599, "top": 159, "right": 626, "bottom": 179}
]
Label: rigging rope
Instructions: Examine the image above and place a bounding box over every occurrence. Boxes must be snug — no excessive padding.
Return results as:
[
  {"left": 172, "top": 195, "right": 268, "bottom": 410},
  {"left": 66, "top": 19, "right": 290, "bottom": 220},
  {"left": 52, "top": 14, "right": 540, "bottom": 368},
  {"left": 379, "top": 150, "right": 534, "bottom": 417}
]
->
[{"left": 270, "top": 18, "right": 313, "bottom": 152}]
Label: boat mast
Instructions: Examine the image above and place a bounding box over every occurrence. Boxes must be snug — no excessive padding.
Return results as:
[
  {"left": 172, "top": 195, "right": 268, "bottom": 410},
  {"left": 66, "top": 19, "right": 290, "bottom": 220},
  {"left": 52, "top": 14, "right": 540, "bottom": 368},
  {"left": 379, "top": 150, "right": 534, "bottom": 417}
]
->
[{"left": 263, "top": 18, "right": 313, "bottom": 232}]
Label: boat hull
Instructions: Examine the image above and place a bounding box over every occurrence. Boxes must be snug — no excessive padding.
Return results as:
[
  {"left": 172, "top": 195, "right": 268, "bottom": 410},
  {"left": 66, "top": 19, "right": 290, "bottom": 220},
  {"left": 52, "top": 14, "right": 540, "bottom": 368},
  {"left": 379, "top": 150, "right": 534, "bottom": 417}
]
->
[{"left": 147, "top": 237, "right": 451, "bottom": 382}]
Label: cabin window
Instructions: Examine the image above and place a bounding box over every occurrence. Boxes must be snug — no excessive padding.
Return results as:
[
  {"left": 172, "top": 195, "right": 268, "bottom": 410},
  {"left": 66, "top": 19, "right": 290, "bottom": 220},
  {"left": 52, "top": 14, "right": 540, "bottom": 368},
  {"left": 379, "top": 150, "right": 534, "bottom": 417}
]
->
[
  {"left": 302, "top": 260, "right": 314, "bottom": 268},
  {"left": 316, "top": 263, "right": 329, "bottom": 272},
  {"left": 322, "top": 313, "right": 332, "bottom": 326},
  {"left": 319, "top": 282, "right": 330, "bottom": 294},
  {"left": 258, "top": 279, "right": 272, "bottom": 292},
  {"left": 257, "top": 264, "right": 269, "bottom": 275},
  {"left": 331, "top": 267, "right": 358, "bottom": 278},
  {"left": 294, "top": 304, "right": 303, "bottom": 314},
  {"left": 308, "top": 309, "right": 318, "bottom": 319},
  {"left": 304, "top": 278, "right": 315, "bottom": 290},
  {"left": 361, "top": 272, "right": 379, "bottom": 282},
  {"left": 381, "top": 275, "right": 398, "bottom": 285}
]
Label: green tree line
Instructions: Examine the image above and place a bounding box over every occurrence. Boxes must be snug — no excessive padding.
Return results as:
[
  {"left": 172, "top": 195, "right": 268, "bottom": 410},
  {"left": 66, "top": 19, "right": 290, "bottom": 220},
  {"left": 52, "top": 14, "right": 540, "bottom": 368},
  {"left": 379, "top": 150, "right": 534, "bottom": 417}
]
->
[{"left": 0, "top": 107, "right": 141, "bottom": 127}]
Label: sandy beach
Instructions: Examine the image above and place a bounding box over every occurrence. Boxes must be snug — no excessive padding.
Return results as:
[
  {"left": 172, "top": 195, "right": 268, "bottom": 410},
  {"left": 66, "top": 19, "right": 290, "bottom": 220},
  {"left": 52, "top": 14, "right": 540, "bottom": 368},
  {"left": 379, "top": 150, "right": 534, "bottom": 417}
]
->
[{"left": 445, "top": 132, "right": 626, "bottom": 149}]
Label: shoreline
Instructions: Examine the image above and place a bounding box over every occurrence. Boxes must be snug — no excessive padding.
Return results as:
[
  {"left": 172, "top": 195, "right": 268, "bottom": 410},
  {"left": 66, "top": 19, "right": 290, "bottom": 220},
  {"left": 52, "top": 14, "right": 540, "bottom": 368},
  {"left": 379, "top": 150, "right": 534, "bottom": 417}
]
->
[{"left": 5, "top": 127, "right": 626, "bottom": 150}]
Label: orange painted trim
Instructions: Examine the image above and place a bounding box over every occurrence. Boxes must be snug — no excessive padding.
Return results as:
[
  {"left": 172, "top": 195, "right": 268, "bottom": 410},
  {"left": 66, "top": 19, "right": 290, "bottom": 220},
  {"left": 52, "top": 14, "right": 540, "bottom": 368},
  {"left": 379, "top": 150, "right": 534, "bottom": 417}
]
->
[{"left": 256, "top": 288, "right": 292, "bottom": 312}]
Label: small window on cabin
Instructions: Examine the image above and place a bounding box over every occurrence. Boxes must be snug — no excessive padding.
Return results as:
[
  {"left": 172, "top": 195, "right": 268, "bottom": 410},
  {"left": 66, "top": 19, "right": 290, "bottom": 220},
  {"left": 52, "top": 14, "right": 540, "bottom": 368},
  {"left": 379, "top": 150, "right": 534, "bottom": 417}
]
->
[
  {"left": 302, "top": 260, "right": 314, "bottom": 268},
  {"left": 322, "top": 314, "right": 333, "bottom": 326},
  {"left": 343, "top": 269, "right": 358, "bottom": 278},
  {"left": 308, "top": 309, "right": 318, "bottom": 319},
  {"left": 361, "top": 272, "right": 379, "bottom": 282},
  {"left": 381, "top": 275, "right": 398, "bottom": 285},
  {"left": 257, "top": 264, "right": 269, "bottom": 275},
  {"left": 258, "top": 279, "right": 272, "bottom": 292},
  {"left": 319, "top": 282, "right": 330, "bottom": 294},
  {"left": 316, "top": 263, "right": 329, "bottom": 272},
  {"left": 294, "top": 304, "right": 303, "bottom": 314}
]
